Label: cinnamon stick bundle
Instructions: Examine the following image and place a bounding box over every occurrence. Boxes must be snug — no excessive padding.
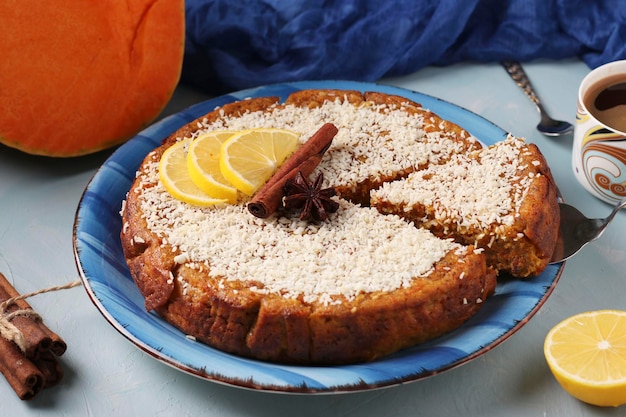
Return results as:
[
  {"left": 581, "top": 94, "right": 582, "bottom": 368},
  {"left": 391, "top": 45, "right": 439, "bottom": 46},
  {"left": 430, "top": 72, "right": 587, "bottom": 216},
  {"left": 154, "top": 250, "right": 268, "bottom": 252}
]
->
[
  {"left": 248, "top": 122, "right": 338, "bottom": 218},
  {"left": 0, "top": 273, "right": 67, "bottom": 400}
]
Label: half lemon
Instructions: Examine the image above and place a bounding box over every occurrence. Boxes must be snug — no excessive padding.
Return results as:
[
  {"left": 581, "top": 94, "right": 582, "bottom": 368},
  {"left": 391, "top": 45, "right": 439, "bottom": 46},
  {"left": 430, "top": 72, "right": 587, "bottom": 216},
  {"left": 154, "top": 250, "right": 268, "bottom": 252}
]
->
[{"left": 544, "top": 310, "right": 626, "bottom": 407}]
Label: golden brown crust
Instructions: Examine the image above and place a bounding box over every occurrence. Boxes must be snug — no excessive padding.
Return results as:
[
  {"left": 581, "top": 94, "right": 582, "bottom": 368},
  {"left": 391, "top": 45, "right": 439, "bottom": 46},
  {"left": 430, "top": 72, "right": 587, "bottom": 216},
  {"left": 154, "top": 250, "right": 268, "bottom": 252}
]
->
[
  {"left": 121, "top": 147, "right": 175, "bottom": 311},
  {"left": 512, "top": 143, "right": 560, "bottom": 275},
  {"left": 120, "top": 88, "right": 556, "bottom": 364},
  {"left": 285, "top": 89, "right": 364, "bottom": 107},
  {"left": 152, "top": 246, "right": 495, "bottom": 364}
]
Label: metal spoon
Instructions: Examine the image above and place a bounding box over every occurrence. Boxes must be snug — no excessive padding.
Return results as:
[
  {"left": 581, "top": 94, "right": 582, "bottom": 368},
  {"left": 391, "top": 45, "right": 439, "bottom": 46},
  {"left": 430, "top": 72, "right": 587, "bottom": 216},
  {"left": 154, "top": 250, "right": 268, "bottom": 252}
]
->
[
  {"left": 550, "top": 196, "right": 626, "bottom": 263},
  {"left": 501, "top": 61, "right": 574, "bottom": 136}
]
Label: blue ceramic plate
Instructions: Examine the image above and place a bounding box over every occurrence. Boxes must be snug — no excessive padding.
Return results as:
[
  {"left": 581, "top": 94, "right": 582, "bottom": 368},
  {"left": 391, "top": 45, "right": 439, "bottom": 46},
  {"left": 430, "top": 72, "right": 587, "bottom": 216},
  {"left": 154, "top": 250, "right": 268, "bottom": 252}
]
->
[{"left": 73, "top": 81, "right": 564, "bottom": 393}]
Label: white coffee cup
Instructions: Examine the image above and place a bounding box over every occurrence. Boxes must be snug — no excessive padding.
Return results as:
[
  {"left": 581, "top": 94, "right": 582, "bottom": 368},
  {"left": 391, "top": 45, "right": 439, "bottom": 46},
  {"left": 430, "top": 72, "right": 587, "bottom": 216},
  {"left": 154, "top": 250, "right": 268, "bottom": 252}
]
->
[{"left": 572, "top": 60, "right": 626, "bottom": 204}]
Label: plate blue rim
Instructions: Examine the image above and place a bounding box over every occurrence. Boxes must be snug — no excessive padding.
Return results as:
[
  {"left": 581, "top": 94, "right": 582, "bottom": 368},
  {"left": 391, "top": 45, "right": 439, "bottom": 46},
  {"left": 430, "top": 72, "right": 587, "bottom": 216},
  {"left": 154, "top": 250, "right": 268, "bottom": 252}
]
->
[{"left": 73, "top": 80, "right": 564, "bottom": 394}]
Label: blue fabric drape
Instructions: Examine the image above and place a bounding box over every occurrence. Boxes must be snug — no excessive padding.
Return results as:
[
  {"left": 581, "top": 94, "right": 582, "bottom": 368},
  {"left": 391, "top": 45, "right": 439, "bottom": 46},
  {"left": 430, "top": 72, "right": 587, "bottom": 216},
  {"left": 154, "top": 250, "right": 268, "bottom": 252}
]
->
[{"left": 181, "top": 0, "right": 626, "bottom": 94}]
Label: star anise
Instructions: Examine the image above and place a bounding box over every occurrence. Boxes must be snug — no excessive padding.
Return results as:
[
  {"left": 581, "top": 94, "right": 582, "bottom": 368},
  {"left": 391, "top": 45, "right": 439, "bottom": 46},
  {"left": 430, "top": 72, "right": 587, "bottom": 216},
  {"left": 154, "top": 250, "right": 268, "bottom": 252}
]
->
[{"left": 283, "top": 171, "right": 339, "bottom": 221}]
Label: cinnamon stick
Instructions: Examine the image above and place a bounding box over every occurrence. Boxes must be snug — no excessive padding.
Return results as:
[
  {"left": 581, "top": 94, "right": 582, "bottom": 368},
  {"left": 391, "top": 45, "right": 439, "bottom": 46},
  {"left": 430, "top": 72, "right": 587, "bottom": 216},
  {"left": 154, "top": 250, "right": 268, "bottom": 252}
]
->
[
  {"left": 47, "top": 332, "right": 67, "bottom": 357},
  {"left": 0, "top": 273, "right": 66, "bottom": 400},
  {"left": 248, "top": 123, "right": 338, "bottom": 218},
  {"left": 0, "top": 274, "right": 56, "bottom": 357},
  {"left": 0, "top": 336, "right": 44, "bottom": 400}
]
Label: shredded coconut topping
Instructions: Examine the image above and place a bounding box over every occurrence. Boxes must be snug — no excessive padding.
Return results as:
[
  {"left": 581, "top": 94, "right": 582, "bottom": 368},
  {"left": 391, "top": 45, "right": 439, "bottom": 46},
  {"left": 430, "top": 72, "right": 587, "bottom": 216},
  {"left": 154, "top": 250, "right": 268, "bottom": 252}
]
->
[
  {"left": 123, "top": 98, "right": 501, "bottom": 305},
  {"left": 134, "top": 153, "right": 463, "bottom": 304},
  {"left": 191, "top": 99, "right": 476, "bottom": 189}
]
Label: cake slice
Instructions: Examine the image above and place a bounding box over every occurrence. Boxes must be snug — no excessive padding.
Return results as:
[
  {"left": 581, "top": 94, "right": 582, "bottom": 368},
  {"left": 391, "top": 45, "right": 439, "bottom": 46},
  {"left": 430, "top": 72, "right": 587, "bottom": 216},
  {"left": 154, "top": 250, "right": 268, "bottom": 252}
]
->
[{"left": 371, "top": 135, "right": 559, "bottom": 278}]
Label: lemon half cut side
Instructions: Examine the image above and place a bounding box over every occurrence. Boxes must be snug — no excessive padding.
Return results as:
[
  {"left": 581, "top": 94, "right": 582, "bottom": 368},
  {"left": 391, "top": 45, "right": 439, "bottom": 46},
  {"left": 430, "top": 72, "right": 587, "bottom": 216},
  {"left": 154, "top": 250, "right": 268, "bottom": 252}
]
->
[{"left": 544, "top": 310, "right": 626, "bottom": 407}]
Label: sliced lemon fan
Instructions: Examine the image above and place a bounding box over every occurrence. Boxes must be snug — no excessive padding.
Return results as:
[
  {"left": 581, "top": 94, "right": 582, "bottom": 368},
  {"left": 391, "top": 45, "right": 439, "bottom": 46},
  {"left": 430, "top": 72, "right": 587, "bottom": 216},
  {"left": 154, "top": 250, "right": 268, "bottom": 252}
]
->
[
  {"left": 187, "top": 131, "right": 239, "bottom": 203},
  {"left": 219, "top": 128, "right": 300, "bottom": 196},
  {"left": 158, "top": 139, "right": 227, "bottom": 207},
  {"left": 544, "top": 310, "right": 626, "bottom": 407}
]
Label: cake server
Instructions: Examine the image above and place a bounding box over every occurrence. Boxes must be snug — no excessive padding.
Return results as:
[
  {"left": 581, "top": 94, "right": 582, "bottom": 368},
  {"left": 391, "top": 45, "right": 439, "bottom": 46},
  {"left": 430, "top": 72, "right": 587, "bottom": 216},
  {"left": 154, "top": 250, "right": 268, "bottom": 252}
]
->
[{"left": 550, "top": 196, "right": 626, "bottom": 263}]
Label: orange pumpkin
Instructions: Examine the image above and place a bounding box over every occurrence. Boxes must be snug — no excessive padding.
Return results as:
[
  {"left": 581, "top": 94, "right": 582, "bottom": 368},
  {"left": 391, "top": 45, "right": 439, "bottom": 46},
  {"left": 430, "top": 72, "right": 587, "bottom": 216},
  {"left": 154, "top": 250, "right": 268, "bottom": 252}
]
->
[{"left": 0, "top": 1, "right": 185, "bottom": 157}]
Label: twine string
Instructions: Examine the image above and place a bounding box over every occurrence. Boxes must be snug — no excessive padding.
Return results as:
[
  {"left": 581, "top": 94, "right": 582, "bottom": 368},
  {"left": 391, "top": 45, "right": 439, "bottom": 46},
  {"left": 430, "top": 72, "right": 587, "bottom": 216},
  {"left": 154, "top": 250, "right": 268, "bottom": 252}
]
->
[{"left": 0, "top": 279, "right": 82, "bottom": 352}]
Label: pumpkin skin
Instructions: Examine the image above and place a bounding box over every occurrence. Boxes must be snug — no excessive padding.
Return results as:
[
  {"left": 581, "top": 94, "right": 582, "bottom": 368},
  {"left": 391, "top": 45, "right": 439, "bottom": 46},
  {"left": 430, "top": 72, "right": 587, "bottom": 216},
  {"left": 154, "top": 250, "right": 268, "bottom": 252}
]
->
[{"left": 0, "top": 1, "right": 185, "bottom": 157}]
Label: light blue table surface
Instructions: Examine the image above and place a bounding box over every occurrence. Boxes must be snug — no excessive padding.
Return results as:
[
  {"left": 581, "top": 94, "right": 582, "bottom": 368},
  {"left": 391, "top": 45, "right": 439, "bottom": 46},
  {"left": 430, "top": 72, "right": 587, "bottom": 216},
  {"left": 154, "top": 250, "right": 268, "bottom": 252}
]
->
[{"left": 2, "top": 59, "right": 626, "bottom": 416}]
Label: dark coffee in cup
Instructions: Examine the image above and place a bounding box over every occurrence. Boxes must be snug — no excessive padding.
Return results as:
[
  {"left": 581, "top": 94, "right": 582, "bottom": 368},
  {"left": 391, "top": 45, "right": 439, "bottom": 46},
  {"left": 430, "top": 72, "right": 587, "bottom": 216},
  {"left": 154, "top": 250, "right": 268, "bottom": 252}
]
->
[
  {"left": 583, "top": 74, "right": 626, "bottom": 133},
  {"left": 573, "top": 60, "right": 626, "bottom": 204}
]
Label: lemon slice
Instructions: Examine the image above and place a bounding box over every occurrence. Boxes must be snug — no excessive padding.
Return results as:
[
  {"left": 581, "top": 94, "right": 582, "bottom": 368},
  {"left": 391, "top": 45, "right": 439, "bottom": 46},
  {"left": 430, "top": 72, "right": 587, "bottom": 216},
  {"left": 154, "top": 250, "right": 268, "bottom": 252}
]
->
[
  {"left": 544, "top": 310, "right": 626, "bottom": 407},
  {"left": 219, "top": 128, "right": 300, "bottom": 195},
  {"left": 187, "top": 131, "right": 238, "bottom": 203},
  {"left": 158, "top": 139, "right": 227, "bottom": 206}
]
